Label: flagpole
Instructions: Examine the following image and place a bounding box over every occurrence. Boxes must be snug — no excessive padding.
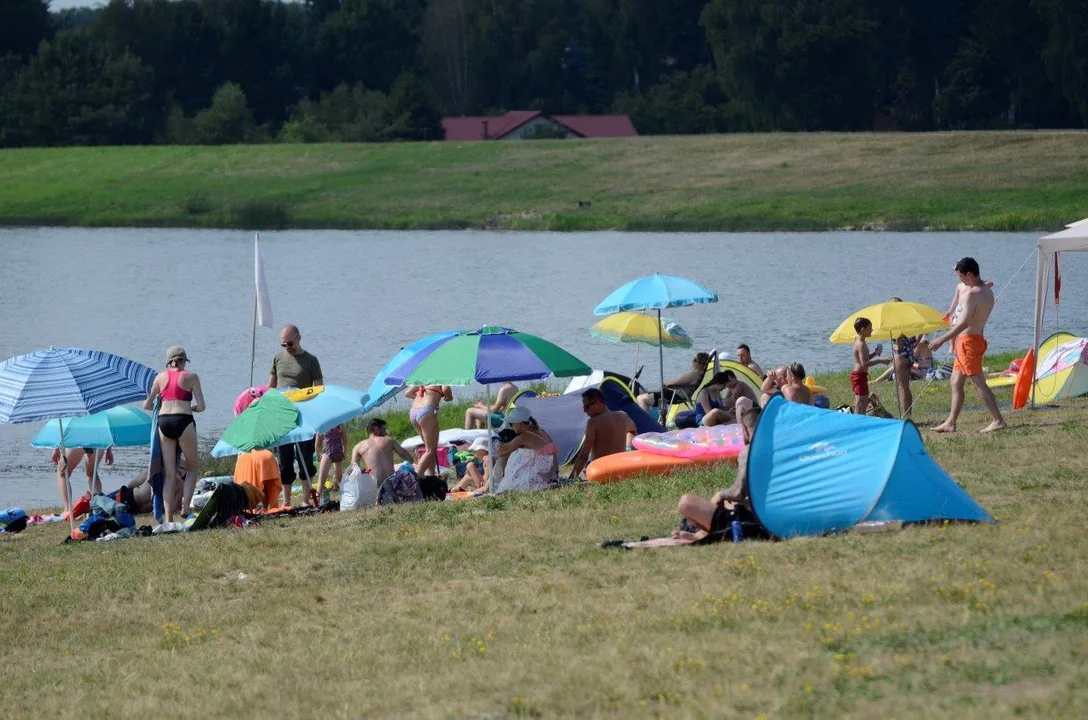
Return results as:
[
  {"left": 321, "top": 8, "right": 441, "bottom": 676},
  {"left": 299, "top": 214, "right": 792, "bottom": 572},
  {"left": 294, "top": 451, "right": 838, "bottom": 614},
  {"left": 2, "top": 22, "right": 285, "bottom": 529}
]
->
[{"left": 249, "top": 231, "right": 260, "bottom": 387}]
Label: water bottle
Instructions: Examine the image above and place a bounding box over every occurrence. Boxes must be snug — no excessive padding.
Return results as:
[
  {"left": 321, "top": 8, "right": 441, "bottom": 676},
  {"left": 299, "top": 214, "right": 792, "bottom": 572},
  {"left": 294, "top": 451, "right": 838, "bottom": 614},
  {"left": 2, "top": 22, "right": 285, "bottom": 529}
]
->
[{"left": 730, "top": 520, "right": 744, "bottom": 543}]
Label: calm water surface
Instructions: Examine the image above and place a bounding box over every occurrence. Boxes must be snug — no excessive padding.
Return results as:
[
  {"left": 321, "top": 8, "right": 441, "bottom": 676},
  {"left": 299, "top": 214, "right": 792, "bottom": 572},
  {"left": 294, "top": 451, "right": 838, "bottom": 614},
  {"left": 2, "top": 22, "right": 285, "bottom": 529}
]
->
[{"left": 2, "top": 228, "right": 1084, "bottom": 509}]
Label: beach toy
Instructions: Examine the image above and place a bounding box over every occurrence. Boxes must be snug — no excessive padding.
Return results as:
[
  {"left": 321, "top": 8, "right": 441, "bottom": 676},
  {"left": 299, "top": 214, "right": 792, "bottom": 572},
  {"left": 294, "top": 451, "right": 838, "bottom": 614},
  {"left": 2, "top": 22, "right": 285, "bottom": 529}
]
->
[
  {"left": 586, "top": 450, "right": 734, "bottom": 484},
  {"left": 804, "top": 376, "right": 829, "bottom": 395},
  {"left": 233, "top": 386, "right": 268, "bottom": 417},
  {"left": 1012, "top": 348, "right": 1035, "bottom": 410},
  {"left": 631, "top": 424, "right": 745, "bottom": 460}
]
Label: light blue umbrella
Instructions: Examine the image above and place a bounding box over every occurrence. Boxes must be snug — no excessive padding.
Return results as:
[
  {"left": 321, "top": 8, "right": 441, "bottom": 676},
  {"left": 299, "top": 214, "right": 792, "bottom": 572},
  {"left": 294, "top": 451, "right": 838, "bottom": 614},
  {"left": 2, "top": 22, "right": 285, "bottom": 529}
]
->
[
  {"left": 211, "top": 384, "right": 369, "bottom": 457},
  {"left": 0, "top": 347, "right": 156, "bottom": 530},
  {"left": 31, "top": 405, "right": 153, "bottom": 449},
  {"left": 364, "top": 330, "right": 461, "bottom": 412},
  {"left": 593, "top": 274, "right": 719, "bottom": 420}
]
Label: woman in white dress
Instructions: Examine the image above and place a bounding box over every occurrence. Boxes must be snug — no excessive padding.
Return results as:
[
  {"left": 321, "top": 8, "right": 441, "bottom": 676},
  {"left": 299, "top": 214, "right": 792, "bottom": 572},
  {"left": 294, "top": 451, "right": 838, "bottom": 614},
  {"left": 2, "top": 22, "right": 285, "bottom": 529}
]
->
[{"left": 494, "top": 406, "right": 559, "bottom": 493}]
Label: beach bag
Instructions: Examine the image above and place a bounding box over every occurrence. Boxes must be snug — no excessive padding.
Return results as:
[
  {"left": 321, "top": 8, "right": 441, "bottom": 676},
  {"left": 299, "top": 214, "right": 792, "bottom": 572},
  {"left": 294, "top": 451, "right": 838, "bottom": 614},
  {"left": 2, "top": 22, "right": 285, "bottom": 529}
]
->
[
  {"left": 340, "top": 467, "right": 377, "bottom": 510},
  {"left": 378, "top": 468, "right": 423, "bottom": 505},
  {"left": 418, "top": 475, "right": 448, "bottom": 502},
  {"left": 866, "top": 393, "right": 894, "bottom": 419}
]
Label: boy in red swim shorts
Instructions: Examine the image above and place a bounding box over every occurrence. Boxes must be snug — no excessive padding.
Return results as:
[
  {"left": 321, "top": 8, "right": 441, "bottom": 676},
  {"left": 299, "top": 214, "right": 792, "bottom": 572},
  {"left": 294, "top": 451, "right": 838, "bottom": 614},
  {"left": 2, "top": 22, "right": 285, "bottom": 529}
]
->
[{"left": 851, "top": 317, "right": 891, "bottom": 415}]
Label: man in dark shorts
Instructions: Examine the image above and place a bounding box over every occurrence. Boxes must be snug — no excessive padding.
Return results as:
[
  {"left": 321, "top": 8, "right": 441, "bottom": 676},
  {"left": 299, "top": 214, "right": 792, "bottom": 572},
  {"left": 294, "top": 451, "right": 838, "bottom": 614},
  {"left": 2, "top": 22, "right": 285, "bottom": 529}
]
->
[
  {"left": 672, "top": 407, "right": 769, "bottom": 542},
  {"left": 268, "top": 323, "right": 324, "bottom": 504}
]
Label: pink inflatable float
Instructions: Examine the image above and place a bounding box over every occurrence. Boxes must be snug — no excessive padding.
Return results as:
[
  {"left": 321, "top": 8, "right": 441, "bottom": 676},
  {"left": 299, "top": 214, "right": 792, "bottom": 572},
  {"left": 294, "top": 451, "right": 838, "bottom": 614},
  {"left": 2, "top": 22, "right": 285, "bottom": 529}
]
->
[
  {"left": 631, "top": 424, "right": 746, "bottom": 460},
  {"left": 234, "top": 386, "right": 269, "bottom": 417}
]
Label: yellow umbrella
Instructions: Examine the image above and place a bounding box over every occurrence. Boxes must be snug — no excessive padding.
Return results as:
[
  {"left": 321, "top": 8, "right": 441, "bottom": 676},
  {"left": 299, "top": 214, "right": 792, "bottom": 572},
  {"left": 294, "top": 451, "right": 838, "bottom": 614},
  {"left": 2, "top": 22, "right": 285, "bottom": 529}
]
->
[
  {"left": 590, "top": 311, "right": 693, "bottom": 387},
  {"left": 829, "top": 301, "right": 949, "bottom": 344}
]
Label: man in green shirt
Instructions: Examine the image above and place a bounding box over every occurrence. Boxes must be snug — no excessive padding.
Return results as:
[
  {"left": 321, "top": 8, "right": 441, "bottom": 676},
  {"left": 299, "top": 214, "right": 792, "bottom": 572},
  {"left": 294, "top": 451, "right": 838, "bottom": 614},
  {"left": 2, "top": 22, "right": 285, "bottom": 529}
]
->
[{"left": 269, "top": 324, "right": 324, "bottom": 505}]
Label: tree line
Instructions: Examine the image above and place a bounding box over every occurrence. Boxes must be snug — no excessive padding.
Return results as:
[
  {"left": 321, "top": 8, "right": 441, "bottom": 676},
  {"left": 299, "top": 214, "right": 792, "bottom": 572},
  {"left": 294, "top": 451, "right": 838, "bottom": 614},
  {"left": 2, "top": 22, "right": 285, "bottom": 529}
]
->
[{"left": 1, "top": 0, "right": 1085, "bottom": 148}]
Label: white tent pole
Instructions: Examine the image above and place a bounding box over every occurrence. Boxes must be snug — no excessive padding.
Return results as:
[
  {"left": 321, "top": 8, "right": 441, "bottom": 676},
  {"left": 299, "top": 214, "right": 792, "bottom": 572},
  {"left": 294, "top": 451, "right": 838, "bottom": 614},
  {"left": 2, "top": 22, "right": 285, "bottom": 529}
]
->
[{"left": 1031, "top": 247, "right": 1048, "bottom": 409}]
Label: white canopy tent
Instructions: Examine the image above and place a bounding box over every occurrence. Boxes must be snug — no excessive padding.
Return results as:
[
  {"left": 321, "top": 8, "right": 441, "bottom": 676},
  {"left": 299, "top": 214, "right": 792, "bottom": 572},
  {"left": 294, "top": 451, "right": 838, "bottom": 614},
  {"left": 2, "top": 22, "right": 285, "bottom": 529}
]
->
[{"left": 1032, "top": 217, "right": 1088, "bottom": 406}]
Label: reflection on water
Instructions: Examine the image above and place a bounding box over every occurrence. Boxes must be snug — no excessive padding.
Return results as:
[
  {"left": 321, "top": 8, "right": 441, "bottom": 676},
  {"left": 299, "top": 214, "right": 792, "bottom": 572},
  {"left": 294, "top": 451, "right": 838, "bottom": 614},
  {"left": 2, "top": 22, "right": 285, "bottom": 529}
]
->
[{"left": 2, "top": 227, "right": 1084, "bottom": 508}]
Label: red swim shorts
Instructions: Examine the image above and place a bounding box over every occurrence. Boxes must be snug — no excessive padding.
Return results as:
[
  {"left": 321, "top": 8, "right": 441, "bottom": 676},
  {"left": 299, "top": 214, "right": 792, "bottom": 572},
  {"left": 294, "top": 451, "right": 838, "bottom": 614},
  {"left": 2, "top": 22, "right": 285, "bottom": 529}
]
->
[
  {"left": 954, "top": 334, "right": 988, "bottom": 376},
  {"left": 850, "top": 370, "right": 869, "bottom": 397}
]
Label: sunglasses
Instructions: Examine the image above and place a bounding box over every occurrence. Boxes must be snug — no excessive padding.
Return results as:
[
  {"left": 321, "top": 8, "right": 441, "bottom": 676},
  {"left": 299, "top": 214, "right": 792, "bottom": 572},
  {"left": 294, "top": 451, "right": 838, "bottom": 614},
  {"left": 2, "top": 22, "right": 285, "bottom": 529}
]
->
[
  {"left": 281, "top": 340, "right": 297, "bottom": 348},
  {"left": 582, "top": 400, "right": 601, "bottom": 411}
]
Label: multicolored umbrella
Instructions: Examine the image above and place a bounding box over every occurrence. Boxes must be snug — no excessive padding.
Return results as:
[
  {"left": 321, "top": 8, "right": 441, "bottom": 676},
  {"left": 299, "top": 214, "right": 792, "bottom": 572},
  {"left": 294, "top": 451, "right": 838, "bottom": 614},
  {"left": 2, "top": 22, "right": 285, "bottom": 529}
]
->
[
  {"left": 31, "top": 405, "right": 152, "bottom": 449},
  {"left": 383, "top": 326, "right": 591, "bottom": 386},
  {"left": 829, "top": 301, "right": 948, "bottom": 344},
  {"left": 364, "top": 330, "right": 461, "bottom": 412}
]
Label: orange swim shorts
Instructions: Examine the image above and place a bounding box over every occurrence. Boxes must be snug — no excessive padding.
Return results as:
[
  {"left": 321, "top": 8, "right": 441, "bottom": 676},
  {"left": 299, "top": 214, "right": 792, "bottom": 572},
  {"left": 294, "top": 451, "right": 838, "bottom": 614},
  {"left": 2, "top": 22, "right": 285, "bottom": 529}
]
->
[{"left": 954, "top": 334, "right": 988, "bottom": 376}]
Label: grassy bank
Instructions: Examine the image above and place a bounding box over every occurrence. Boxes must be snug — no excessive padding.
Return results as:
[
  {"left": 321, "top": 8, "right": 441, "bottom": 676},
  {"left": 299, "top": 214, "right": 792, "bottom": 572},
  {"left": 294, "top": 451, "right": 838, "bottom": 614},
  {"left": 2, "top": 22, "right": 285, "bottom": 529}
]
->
[
  {"left": 1, "top": 132, "right": 1086, "bottom": 232},
  {"left": 3, "top": 369, "right": 1087, "bottom": 717}
]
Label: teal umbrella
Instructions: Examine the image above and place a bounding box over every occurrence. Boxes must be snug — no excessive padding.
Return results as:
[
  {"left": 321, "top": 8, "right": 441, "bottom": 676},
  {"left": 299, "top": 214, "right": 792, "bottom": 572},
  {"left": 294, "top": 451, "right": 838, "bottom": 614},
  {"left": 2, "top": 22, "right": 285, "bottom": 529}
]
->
[
  {"left": 219, "top": 390, "right": 299, "bottom": 453},
  {"left": 31, "top": 405, "right": 153, "bottom": 449}
]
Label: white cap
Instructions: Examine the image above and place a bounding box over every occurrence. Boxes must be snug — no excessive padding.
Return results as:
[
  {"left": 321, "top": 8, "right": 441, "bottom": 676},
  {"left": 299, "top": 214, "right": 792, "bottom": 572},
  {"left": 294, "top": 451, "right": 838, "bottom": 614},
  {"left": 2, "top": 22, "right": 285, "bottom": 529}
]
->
[
  {"left": 468, "top": 437, "right": 490, "bottom": 452},
  {"left": 503, "top": 406, "right": 533, "bottom": 426}
]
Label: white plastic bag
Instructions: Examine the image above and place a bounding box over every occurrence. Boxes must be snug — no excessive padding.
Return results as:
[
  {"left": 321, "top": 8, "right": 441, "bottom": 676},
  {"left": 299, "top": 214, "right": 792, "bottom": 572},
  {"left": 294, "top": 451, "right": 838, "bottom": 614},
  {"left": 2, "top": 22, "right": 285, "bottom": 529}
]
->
[{"left": 341, "top": 466, "right": 377, "bottom": 510}]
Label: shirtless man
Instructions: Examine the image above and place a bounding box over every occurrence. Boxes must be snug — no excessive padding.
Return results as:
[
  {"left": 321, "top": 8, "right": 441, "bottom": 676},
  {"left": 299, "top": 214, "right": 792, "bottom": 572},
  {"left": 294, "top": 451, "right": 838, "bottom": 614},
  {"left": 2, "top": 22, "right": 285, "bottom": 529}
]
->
[
  {"left": 569, "top": 388, "right": 636, "bottom": 479},
  {"left": 701, "top": 371, "right": 759, "bottom": 426},
  {"left": 349, "top": 418, "right": 415, "bottom": 486},
  {"left": 759, "top": 366, "right": 788, "bottom": 408},
  {"left": 780, "top": 363, "right": 814, "bottom": 405},
  {"left": 736, "top": 344, "right": 764, "bottom": 378},
  {"left": 930, "top": 257, "right": 1006, "bottom": 433}
]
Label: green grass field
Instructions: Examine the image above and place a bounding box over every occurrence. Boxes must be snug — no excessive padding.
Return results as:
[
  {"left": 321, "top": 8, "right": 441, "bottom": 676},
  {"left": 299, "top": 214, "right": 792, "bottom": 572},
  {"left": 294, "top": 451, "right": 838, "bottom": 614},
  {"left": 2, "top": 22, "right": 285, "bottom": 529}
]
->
[
  {"left": 1, "top": 131, "right": 1086, "bottom": 231},
  {"left": 2, "top": 367, "right": 1086, "bottom": 717}
]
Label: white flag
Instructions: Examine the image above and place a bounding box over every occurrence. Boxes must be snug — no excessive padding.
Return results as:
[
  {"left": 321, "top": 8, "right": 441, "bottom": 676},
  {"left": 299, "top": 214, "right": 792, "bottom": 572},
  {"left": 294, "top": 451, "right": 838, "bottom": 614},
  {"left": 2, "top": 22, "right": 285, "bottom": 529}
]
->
[{"left": 254, "top": 233, "right": 273, "bottom": 329}]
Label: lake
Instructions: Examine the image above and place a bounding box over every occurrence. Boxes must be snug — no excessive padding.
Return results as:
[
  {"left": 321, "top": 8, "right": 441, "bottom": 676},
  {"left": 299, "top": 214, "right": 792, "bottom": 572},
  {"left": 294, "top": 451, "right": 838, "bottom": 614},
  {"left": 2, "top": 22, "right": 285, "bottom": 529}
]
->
[{"left": 2, "top": 227, "right": 1083, "bottom": 510}]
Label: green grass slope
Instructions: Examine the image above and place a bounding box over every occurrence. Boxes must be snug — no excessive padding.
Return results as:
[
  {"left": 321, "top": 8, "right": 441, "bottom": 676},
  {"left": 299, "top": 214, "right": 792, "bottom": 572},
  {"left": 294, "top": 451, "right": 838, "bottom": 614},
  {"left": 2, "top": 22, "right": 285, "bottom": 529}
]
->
[{"left": 1, "top": 131, "right": 1086, "bottom": 231}]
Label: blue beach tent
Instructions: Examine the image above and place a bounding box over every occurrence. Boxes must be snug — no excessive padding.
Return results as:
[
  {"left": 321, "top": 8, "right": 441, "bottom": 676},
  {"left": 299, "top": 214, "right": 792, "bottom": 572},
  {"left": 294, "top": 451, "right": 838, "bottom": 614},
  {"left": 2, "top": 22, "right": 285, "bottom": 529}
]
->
[{"left": 747, "top": 397, "right": 993, "bottom": 539}]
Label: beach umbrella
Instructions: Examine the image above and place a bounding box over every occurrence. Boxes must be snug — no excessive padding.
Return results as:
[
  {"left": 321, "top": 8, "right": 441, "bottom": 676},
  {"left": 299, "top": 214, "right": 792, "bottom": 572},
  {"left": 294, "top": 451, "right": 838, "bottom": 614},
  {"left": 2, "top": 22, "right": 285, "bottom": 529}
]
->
[
  {"left": 590, "top": 311, "right": 692, "bottom": 388},
  {"left": 384, "top": 326, "right": 591, "bottom": 386},
  {"left": 212, "top": 384, "right": 369, "bottom": 457},
  {"left": 593, "top": 274, "right": 718, "bottom": 418},
  {"left": 0, "top": 347, "right": 156, "bottom": 530},
  {"left": 829, "top": 301, "right": 949, "bottom": 344},
  {"left": 219, "top": 389, "right": 300, "bottom": 454},
  {"left": 31, "top": 405, "right": 152, "bottom": 449},
  {"left": 383, "top": 326, "right": 591, "bottom": 493},
  {"left": 363, "top": 330, "right": 461, "bottom": 413}
]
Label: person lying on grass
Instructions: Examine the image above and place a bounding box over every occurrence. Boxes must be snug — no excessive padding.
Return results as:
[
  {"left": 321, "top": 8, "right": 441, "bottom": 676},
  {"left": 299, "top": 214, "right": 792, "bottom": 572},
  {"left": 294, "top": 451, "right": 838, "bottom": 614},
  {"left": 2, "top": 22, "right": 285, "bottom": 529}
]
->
[{"left": 672, "top": 407, "right": 763, "bottom": 543}]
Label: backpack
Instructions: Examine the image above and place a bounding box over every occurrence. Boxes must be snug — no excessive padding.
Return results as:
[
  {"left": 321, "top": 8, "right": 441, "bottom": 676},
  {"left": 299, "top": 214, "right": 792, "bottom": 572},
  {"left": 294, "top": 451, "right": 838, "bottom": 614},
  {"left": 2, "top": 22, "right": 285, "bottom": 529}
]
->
[{"left": 378, "top": 468, "right": 423, "bottom": 505}]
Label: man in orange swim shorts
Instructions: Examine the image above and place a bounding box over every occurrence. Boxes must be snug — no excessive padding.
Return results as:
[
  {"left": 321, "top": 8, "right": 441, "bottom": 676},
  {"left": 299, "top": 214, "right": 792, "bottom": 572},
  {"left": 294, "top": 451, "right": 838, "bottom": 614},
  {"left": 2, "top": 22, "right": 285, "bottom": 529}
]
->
[{"left": 929, "top": 257, "right": 1006, "bottom": 434}]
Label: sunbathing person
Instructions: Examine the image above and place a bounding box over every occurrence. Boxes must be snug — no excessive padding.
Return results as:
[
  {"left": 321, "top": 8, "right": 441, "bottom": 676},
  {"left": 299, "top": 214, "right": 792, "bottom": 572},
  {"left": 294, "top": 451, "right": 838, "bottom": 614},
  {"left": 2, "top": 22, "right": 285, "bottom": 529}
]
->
[
  {"left": 570, "top": 388, "right": 637, "bottom": 480},
  {"left": 759, "top": 366, "right": 788, "bottom": 407},
  {"left": 701, "top": 371, "right": 759, "bottom": 426},
  {"left": 672, "top": 407, "right": 764, "bottom": 543},
  {"left": 636, "top": 352, "right": 711, "bottom": 416},
  {"left": 494, "top": 407, "right": 559, "bottom": 493},
  {"left": 464, "top": 383, "right": 518, "bottom": 429},
  {"left": 450, "top": 437, "right": 491, "bottom": 493},
  {"left": 781, "top": 363, "right": 814, "bottom": 405},
  {"left": 350, "top": 418, "right": 415, "bottom": 488}
]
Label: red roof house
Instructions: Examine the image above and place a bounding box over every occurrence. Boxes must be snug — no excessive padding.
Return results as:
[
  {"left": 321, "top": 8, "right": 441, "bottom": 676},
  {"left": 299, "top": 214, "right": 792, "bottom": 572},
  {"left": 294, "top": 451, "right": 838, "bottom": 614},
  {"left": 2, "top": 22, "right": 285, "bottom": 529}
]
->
[{"left": 442, "top": 111, "right": 637, "bottom": 141}]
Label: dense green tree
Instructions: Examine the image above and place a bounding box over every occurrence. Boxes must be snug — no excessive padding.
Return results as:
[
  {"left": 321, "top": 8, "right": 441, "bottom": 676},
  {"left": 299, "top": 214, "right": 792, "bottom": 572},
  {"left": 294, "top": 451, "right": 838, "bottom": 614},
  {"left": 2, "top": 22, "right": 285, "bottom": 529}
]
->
[
  {"left": 0, "top": 29, "right": 154, "bottom": 146},
  {"left": 281, "top": 82, "right": 387, "bottom": 141},
  {"left": 1034, "top": 0, "right": 1088, "bottom": 125},
  {"left": 613, "top": 65, "right": 729, "bottom": 134},
  {"left": 1, "top": 0, "right": 51, "bottom": 59},
  {"left": 382, "top": 71, "right": 443, "bottom": 140},
  {"left": 189, "top": 82, "right": 258, "bottom": 144}
]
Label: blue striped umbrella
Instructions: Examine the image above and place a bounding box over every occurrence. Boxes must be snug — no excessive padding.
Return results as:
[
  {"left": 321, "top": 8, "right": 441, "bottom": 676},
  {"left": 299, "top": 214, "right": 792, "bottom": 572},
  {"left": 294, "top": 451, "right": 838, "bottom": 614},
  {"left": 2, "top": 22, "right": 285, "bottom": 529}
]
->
[
  {"left": 0, "top": 347, "right": 157, "bottom": 424},
  {"left": 0, "top": 347, "right": 156, "bottom": 529}
]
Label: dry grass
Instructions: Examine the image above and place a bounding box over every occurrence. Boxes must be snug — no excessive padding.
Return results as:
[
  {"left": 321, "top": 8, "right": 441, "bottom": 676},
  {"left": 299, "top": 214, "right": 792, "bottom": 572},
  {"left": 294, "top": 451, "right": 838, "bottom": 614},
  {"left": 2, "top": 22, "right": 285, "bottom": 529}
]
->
[
  {"left": 2, "top": 372, "right": 1087, "bottom": 718},
  {"left": 1, "top": 132, "right": 1086, "bottom": 230}
]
